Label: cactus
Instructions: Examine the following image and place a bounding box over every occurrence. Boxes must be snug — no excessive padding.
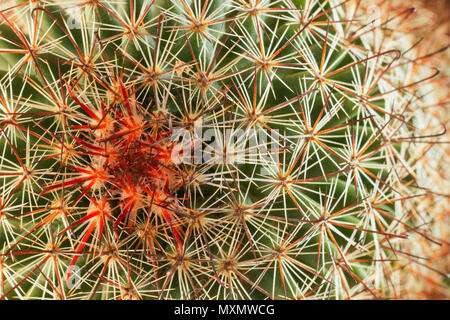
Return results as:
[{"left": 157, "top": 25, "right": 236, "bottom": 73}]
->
[{"left": 0, "top": 0, "right": 448, "bottom": 300}]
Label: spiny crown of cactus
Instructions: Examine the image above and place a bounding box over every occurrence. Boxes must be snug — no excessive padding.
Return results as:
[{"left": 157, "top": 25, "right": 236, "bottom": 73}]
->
[{"left": 0, "top": 0, "right": 448, "bottom": 300}]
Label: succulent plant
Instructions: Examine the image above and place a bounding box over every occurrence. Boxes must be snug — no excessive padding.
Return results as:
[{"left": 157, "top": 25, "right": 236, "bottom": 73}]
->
[{"left": 0, "top": 0, "right": 448, "bottom": 300}]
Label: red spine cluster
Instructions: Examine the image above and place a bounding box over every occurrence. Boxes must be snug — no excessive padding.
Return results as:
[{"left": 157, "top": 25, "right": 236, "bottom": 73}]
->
[{"left": 41, "top": 80, "right": 184, "bottom": 279}]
